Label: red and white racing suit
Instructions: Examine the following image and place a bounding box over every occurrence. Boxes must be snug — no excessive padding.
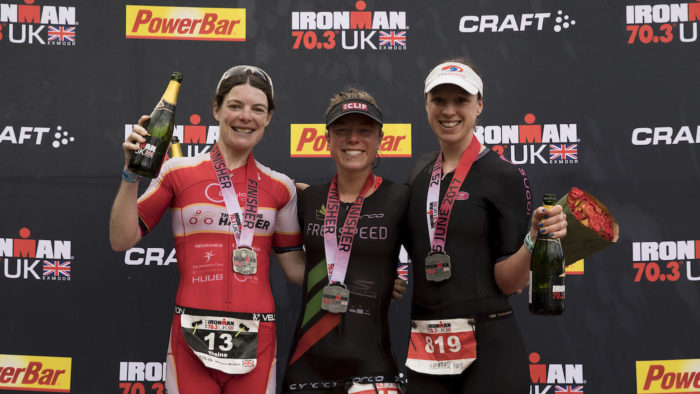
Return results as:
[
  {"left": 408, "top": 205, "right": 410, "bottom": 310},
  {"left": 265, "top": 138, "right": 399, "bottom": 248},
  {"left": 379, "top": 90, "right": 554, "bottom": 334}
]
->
[{"left": 137, "top": 152, "right": 302, "bottom": 394}]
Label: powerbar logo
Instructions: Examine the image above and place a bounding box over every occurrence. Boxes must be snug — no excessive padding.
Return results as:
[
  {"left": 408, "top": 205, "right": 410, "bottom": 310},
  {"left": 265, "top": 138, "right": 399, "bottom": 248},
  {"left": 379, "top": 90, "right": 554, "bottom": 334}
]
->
[
  {"left": 459, "top": 10, "right": 575, "bottom": 33},
  {"left": 0, "top": 125, "right": 75, "bottom": 148},
  {"left": 119, "top": 361, "right": 165, "bottom": 394},
  {"left": 1, "top": 227, "right": 72, "bottom": 281},
  {"left": 475, "top": 113, "right": 580, "bottom": 165},
  {"left": 291, "top": 0, "right": 407, "bottom": 50},
  {"left": 290, "top": 123, "right": 411, "bottom": 157},
  {"left": 636, "top": 359, "right": 700, "bottom": 393},
  {"left": 529, "top": 352, "right": 585, "bottom": 394},
  {"left": 632, "top": 125, "right": 700, "bottom": 145},
  {"left": 125, "top": 114, "right": 218, "bottom": 157},
  {"left": 126, "top": 5, "right": 245, "bottom": 41},
  {"left": 0, "top": 354, "right": 71, "bottom": 392},
  {"left": 632, "top": 240, "right": 700, "bottom": 283},
  {"left": 626, "top": 3, "right": 699, "bottom": 44},
  {"left": 0, "top": 1, "right": 77, "bottom": 46}
]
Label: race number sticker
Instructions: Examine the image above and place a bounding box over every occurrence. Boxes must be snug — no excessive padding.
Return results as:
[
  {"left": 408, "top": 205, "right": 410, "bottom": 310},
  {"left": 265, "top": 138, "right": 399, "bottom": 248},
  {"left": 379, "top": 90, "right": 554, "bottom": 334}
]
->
[
  {"left": 406, "top": 318, "right": 476, "bottom": 375},
  {"left": 179, "top": 311, "right": 258, "bottom": 374}
]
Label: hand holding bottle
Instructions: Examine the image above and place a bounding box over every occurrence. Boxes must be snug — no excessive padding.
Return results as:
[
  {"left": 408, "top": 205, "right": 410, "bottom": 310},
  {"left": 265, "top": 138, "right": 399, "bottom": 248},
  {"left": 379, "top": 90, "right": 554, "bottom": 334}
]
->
[
  {"left": 529, "top": 203, "right": 567, "bottom": 241},
  {"left": 123, "top": 115, "right": 150, "bottom": 163},
  {"left": 126, "top": 71, "right": 182, "bottom": 178}
]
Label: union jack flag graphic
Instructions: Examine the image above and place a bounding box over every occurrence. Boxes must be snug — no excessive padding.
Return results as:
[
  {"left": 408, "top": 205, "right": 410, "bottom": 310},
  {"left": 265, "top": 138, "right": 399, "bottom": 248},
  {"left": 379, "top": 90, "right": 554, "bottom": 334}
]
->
[
  {"left": 48, "top": 26, "right": 76, "bottom": 42},
  {"left": 397, "top": 264, "right": 408, "bottom": 282},
  {"left": 379, "top": 31, "right": 406, "bottom": 47},
  {"left": 555, "top": 385, "right": 583, "bottom": 393},
  {"left": 549, "top": 144, "right": 578, "bottom": 161},
  {"left": 242, "top": 359, "right": 255, "bottom": 367},
  {"left": 43, "top": 260, "right": 71, "bottom": 278}
]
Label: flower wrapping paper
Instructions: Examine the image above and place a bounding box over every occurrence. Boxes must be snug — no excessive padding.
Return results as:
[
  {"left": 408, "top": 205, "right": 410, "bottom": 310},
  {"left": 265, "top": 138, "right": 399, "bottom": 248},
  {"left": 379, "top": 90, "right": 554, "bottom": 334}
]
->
[{"left": 557, "top": 187, "right": 620, "bottom": 265}]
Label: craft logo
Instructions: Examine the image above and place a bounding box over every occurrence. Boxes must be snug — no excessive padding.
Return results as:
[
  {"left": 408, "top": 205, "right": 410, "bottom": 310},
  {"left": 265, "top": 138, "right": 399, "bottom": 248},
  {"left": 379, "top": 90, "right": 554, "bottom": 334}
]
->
[
  {"left": 529, "top": 352, "right": 585, "bottom": 393},
  {"left": 459, "top": 9, "right": 575, "bottom": 33},
  {"left": 0, "top": 0, "right": 77, "bottom": 46},
  {"left": 631, "top": 240, "right": 700, "bottom": 283},
  {"left": 125, "top": 5, "right": 245, "bottom": 41},
  {"left": 0, "top": 125, "right": 75, "bottom": 148},
  {"left": 475, "top": 113, "right": 580, "bottom": 165},
  {"left": 125, "top": 114, "right": 218, "bottom": 157},
  {"left": 631, "top": 125, "right": 700, "bottom": 145},
  {"left": 124, "top": 247, "right": 177, "bottom": 266},
  {"left": 1, "top": 227, "right": 72, "bottom": 282},
  {"left": 0, "top": 354, "right": 71, "bottom": 392},
  {"left": 636, "top": 359, "right": 700, "bottom": 393},
  {"left": 625, "top": 3, "right": 699, "bottom": 44},
  {"left": 119, "top": 361, "right": 166, "bottom": 394},
  {"left": 290, "top": 123, "right": 411, "bottom": 157},
  {"left": 291, "top": 0, "right": 407, "bottom": 50}
]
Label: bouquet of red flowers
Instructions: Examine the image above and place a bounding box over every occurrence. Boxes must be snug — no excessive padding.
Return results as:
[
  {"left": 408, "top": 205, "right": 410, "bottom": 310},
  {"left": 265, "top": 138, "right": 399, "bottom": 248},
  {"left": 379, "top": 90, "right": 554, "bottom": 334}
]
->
[{"left": 557, "top": 187, "right": 619, "bottom": 265}]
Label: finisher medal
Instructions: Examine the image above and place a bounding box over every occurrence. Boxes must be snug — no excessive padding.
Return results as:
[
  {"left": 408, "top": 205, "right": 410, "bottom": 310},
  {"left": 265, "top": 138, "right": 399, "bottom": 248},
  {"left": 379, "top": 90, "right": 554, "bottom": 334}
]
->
[
  {"left": 425, "top": 252, "right": 451, "bottom": 282},
  {"left": 321, "top": 284, "right": 350, "bottom": 313},
  {"left": 233, "top": 248, "right": 257, "bottom": 275}
]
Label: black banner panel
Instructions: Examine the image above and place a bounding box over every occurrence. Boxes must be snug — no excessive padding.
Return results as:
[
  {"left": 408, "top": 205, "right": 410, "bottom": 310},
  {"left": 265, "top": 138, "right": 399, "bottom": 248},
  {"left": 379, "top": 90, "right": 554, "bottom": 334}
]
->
[{"left": 1, "top": 0, "right": 699, "bottom": 393}]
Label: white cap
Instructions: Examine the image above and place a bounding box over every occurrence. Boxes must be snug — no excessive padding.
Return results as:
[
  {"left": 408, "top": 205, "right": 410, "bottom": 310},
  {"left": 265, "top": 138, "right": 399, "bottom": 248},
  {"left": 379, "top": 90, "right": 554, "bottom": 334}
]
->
[{"left": 424, "top": 62, "right": 483, "bottom": 96}]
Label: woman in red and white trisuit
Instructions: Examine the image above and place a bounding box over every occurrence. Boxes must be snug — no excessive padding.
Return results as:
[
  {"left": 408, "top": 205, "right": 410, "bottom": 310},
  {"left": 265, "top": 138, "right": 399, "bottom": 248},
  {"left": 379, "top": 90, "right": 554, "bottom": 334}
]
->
[{"left": 110, "top": 65, "right": 306, "bottom": 394}]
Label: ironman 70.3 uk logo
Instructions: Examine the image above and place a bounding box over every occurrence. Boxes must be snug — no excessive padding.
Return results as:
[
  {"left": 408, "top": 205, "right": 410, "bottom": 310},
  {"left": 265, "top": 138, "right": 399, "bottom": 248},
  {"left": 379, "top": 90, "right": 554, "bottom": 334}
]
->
[
  {"left": 626, "top": 2, "right": 700, "bottom": 44},
  {"left": 475, "top": 113, "right": 580, "bottom": 166},
  {"left": 1, "top": 227, "right": 73, "bottom": 282},
  {"left": 291, "top": 0, "right": 407, "bottom": 51},
  {"left": 0, "top": 0, "right": 77, "bottom": 46}
]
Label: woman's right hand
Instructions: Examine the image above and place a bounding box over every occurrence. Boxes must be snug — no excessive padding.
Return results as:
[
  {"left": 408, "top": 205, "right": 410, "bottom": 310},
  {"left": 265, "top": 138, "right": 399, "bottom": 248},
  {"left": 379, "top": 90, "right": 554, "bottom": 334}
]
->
[{"left": 122, "top": 115, "right": 150, "bottom": 163}]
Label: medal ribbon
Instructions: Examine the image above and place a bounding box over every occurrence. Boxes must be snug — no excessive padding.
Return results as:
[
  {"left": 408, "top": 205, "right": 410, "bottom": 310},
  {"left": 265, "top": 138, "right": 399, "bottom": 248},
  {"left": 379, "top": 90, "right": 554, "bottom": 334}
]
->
[
  {"left": 426, "top": 136, "right": 481, "bottom": 254},
  {"left": 323, "top": 173, "right": 382, "bottom": 284},
  {"left": 210, "top": 144, "right": 259, "bottom": 249}
]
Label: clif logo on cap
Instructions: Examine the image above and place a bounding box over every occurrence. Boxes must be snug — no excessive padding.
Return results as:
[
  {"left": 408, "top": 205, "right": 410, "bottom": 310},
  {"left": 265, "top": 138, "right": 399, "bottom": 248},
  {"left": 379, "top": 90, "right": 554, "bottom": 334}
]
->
[{"left": 342, "top": 102, "right": 368, "bottom": 111}]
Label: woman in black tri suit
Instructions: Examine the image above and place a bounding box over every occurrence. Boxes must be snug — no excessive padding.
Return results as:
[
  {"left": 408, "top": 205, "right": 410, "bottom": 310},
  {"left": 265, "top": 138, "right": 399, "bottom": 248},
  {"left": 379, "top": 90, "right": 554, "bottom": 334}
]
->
[
  {"left": 403, "top": 58, "right": 568, "bottom": 393},
  {"left": 282, "top": 88, "right": 408, "bottom": 394}
]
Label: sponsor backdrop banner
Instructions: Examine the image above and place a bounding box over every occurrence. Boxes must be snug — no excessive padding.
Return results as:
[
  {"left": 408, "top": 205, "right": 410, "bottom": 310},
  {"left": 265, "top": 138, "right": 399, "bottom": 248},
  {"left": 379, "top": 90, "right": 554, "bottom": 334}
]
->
[{"left": 1, "top": 0, "right": 698, "bottom": 392}]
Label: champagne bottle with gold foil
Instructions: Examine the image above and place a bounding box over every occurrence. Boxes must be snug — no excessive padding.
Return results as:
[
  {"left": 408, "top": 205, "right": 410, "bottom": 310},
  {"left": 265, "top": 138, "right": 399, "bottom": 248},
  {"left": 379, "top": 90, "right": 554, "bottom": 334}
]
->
[
  {"left": 128, "top": 72, "right": 183, "bottom": 178},
  {"left": 170, "top": 136, "right": 183, "bottom": 158},
  {"left": 529, "top": 194, "right": 566, "bottom": 315}
]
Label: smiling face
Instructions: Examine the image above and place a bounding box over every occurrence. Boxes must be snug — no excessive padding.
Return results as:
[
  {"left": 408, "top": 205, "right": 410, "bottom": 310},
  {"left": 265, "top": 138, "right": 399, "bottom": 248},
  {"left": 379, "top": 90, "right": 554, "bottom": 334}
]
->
[
  {"left": 213, "top": 83, "right": 272, "bottom": 155},
  {"left": 425, "top": 84, "right": 483, "bottom": 147},
  {"left": 327, "top": 113, "right": 383, "bottom": 173}
]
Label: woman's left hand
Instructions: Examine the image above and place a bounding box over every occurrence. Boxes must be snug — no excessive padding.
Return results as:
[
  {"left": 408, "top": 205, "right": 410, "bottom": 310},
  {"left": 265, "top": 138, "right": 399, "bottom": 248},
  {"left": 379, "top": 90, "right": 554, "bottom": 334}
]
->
[
  {"left": 530, "top": 204, "right": 567, "bottom": 240},
  {"left": 392, "top": 278, "right": 407, "bottom": 301}
]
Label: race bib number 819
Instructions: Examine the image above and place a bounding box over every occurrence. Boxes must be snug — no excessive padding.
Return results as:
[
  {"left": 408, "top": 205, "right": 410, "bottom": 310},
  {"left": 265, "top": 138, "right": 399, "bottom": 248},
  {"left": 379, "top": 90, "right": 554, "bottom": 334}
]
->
[{"left": 405, "top": 318, "right": 476, "bottom": 375}]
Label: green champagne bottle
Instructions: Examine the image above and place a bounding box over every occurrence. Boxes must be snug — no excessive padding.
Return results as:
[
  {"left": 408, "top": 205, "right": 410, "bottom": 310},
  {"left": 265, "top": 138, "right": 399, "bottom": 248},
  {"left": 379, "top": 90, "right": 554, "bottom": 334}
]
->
[
  {"left": 529, "top": 194, "right": 566, "bottom": 315},
  {"left": 127, "top": 72, "right": 183, "bottom": 178}
]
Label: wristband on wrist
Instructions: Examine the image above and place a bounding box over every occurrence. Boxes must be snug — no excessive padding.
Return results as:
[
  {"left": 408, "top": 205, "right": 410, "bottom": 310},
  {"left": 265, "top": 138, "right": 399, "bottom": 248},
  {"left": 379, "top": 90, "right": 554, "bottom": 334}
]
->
[
  {"left": 121, "top": 166, "right": 141, "bottom": 183},
  {"left": 523, "top": 232, "right": 535, "bottom": 253}
]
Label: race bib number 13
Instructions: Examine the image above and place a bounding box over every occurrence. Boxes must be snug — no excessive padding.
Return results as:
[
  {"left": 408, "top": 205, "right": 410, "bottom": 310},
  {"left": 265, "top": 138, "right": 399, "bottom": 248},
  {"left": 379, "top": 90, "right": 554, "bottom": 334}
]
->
[{"left": 180, "top": 312, "right": 259, "bottom": 374}]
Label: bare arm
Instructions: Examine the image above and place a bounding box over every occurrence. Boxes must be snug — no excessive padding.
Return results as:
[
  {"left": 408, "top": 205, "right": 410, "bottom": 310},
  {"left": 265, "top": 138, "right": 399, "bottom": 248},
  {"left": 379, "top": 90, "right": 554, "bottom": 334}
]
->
[
  {"left": 109, "top": 115, "right": 149, "bottom": 251},
  {"left": 276, "top": 250, "right": 306, "bottom": 286},
  {"left": 494, "top": 204, "right": 567, "bottom": 295}
]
